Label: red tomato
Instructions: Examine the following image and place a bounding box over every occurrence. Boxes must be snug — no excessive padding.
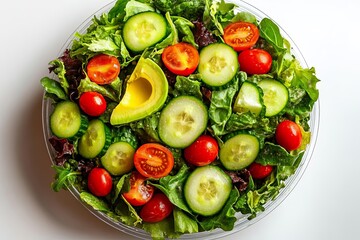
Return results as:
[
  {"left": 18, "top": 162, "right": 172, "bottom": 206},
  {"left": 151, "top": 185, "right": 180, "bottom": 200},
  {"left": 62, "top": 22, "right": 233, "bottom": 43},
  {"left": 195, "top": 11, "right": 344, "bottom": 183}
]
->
[
  {"left": 79, "top": 91, "right": 107, "bottom": 116},
  {"left": 122, "top": 171, "right": 154, "bottom": 206},
  {"left": 140, "top": 193, "right": 173, "bottom": 223},
  {"left": 87, "top": 167, "right": 113, "bottom": 197},
  {"left": 184, "top": 135, "right": 219, "bottom": 166},
  {"left": 248, "top": 162, "right": 273, "bottom": 179},
  {"left": 275, "top": 120, "right": 303, "bottom": 151},
  {"left": 238, "top": 49, "right": 272, "bottom": 75},
  {"left": 223, "top": 22, "right": 259, "bottom": 51},
  {"left": 161, "top": 42, "right": 199, "bottom": 76},
  {"left": 134, "top": 143, "right": 174, "bottom": 179},
  {"left": 86, "top": 54, "right": 120, "bottom": 85}
]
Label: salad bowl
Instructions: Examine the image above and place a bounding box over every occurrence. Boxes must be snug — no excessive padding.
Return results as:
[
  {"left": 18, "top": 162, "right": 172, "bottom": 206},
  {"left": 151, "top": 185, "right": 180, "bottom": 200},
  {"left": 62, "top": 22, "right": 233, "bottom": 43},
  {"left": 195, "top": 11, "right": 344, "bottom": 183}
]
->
[{"left": 42, "top": 0, "right": 320, "bottom": 239}]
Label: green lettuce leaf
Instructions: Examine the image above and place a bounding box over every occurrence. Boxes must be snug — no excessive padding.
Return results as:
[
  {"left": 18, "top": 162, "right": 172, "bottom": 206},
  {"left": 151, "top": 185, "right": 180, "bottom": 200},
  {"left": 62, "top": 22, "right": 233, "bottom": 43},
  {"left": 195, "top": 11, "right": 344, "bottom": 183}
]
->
[
  {"left": 142, "top": 219, "right": 180, "bottom": 240},
  {"left": 123, "top": 0, "right": 155, "bottom": 21},
  {"left": 130, "top": 112, "right": 161, "bottom": 143},
  {"left": 49, "top": 59, "right": 69, "bottom": 94},
  {"left": 150, "top": 165, "right": 192, "bottom": 214},
  {"left": 172, "top": 74, "right": 203, "bottom": 99},
  {"left": 77, "top": 76, "right": 121, "bottom": 102},
  {"left": 40, "top": 77, "right": 68, "bottom": 101},
  {"left": 173, "top": 208, "right": 199, "bottom": 234},
  {"left": 259, "top": 18, "right": 286, "bottom": 54}
]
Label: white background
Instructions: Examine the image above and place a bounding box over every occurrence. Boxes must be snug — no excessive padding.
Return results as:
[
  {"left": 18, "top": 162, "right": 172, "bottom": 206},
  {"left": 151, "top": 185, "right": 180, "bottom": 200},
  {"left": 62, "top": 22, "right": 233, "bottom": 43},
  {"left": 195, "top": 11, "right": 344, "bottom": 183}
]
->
[{"left": 1, "top": 0, "right": 359, "bottom": 239}]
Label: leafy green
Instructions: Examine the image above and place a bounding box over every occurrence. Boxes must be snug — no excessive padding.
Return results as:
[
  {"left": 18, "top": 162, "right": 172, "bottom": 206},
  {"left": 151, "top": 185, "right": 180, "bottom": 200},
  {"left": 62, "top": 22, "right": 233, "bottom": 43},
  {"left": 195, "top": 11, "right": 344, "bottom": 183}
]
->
[
  {"left": 123, "top": 0, "right": 155, "bottom": 21},
  {"left": 209, "top": 75, "right": 241, "bottom": 135},
  {"left": 130, "top": 112, "right": 161, "bottom": 143},
  {"left": 256, "top": 142, "right": 297, "bottom": 166},
  {"left": 51, "top": 165, "right": 81, "bottom": 192},
  {"left": 173, "top": 208, "right": 199, "bottom": 233},
  {"left": 49, "top": 59, "right": 69, "bottom": 94},
  {"left": 111, "top": 173, "right": 131, "bottom": 204},
  {"left": 77, "top": 76, "right": 121, "bottom": 102},
  {"left": 40, "top": 77, "right": 68, "bottom": 101},
  {"left": 142, "top": 219, "right": 180, "bottom": 240},
  {"left": 80, "top": 191, "right": 123, "bottom": 222},
  {"left": 150, "top": 165, "right": 192, "bottom": 214},
  {"left": 173, "top": 16, "right": 197, "bottom": 47},
  {"left": 259, "top": 18, "right": 286, "bottom": 54},
  {"left": 172, "top": 74, "right": 203, "bottom": 99},
  {"left": 111, "top": 126, "right": 139, "bottom": 149},
  {"left": 153, "top": 0, "right": 206, "bottom": 20}
]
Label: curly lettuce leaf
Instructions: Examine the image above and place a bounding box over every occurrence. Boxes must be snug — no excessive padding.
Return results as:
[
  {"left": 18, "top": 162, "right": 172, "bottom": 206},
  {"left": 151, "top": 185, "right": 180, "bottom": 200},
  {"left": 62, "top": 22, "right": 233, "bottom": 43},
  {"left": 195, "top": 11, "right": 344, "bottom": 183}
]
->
[
  {"left": 77, "top": 76, "right": 121, "bottom": 102},
  {"left": 49, "top": 59, "right": 69, "bottom": 94},
  {"left": 153, "top": 0, "right": 206, "bottom": 20},
  {"left": 172, "top": 74, "right": 203, "bottom": 99},
  {"left": 51, "top": 165, "right": 81, "bottom": 192}
]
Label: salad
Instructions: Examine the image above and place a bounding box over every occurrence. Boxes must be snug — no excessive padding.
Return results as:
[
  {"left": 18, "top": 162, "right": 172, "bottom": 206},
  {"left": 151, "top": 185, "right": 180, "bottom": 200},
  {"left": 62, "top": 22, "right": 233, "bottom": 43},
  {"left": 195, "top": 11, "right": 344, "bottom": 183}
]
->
[{"left": 41, "top": 0, "right": 320, "bottom": 239}]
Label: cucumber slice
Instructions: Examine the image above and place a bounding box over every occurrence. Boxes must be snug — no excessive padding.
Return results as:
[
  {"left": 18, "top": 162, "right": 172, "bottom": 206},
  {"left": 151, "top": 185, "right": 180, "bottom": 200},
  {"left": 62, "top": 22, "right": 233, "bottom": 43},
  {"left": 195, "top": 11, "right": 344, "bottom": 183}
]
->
[
  {"left": 123, "top": 12, "right": 167, "bottom": 52},
  {"left": 78, "top": 119, "right": 111, "bottom": 159},
  {"left": 158, "top": 96, "right": 208, "bottom": 148},
  {"left": 233, "top": 81, "right": 264, "bottom": 116},
  {"left": 101, "top": 142, "right": 135, "bottom": 176},
  {"left": 50, "top": 101, "right": 88, "bottom": 139},
  {"left": 198, "top": 43, "right": 239, "bottom": 88},
  {"left": 220, "top": 133, "right": 260, "bottom": 170},
  {"left": 184, "top": 165, "right": 232, "bottom": 216},
  {"left": 258, "top": 79, "right": 289, "bottom": 117}
]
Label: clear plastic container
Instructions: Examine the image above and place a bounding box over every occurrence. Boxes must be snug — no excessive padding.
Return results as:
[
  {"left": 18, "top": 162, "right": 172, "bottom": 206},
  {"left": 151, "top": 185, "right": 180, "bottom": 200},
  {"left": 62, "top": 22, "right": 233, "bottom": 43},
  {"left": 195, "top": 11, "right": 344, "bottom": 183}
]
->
[{"left": 42, "top": 0, "right": 320, "bottom": 239}]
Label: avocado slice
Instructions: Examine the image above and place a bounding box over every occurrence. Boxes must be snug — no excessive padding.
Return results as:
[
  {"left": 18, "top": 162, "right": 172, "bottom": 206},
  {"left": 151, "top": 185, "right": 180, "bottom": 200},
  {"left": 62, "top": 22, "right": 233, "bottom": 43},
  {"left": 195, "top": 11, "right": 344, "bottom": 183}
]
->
[{"left": 110, "top": 58, "right": 168, "bottom": 125}]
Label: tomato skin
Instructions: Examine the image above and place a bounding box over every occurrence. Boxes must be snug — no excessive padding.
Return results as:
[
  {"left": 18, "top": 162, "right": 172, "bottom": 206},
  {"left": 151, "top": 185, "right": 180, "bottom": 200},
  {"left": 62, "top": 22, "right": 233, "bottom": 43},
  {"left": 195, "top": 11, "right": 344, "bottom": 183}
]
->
[
  {"left": 238, "top": 49, "right": 272, "bottom": 75},
  {"left": 248, "top": 162, "right": 273, "bottom": 179},
  {"left": 223, "top": 22, "right": 260, "bottom": 51},
  {"left": 275, "top": 120, "right": 303, "bottom": 151},
  {"left": 122, "top": 171, "right": 154, "bottom": 206},
  {"left": 87, "top": 168, "right": 113, "bottom": 197},
  {"left": 161, "top": 42, "right": 199, "bottom": 76},
  {"left": 86, "top": 54, "right": 120, "bottom": 85},
  {"left": 184, "top": 135, "right": 219, "bottom": 166},
  {"left": 134, "top": 143, "right": 174, "bottom": 179},
  {"left": 79, "top": 92, "right": 107, "bottom": 116},
  {"left": 140, "top": 193, "right": 173, "bottom": 223}
]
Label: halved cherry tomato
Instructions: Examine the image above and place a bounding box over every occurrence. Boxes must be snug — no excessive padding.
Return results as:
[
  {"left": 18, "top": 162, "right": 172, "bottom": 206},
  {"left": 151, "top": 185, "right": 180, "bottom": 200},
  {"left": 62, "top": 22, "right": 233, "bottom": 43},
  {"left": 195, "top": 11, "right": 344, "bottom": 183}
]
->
[
  {"left": 122, "top": 171, "right": 154, "bottom": 206},
  {"left": 238, "top": 49, "right": 272, "bottom": 75},
  {"left": 134, "top": 143, "right": 174, "bottom": 179},
  {"left": 161, "top": 42, "right": 199, "bottom": 76},
  {"left": 140, "top": 193, "right": 173, "bottom": 223},
  {"left": 86, "top": 54, "right": 120, "bottom": 85},
  {"left": 248, "top": 162, "right": 273, "bottom": 179},
  {"left": 275, "top": 120, "right": 303, "bottom": 151},
  {"left": 87, "top": 167, "right": 113, "bottom": 197},
  {"left": 184, "top": 135, "right": 219, "bottom": 166},
  {"left": 79, "top": 91, "right": 107, "bottom": 117},
  {"left": 223, "top": 22, "right": 259, "bottom": 51}
]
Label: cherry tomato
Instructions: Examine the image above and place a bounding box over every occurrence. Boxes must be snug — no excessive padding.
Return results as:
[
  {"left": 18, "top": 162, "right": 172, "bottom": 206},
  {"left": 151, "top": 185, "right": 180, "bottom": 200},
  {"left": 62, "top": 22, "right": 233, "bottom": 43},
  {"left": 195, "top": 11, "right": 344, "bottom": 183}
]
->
[
  {"left": 134, "top": 143, "right": 174, "bottom": 179},
  {"left": 238, "top": 49, "right": 272, "bottom": 75},
  {"left": 140, "top": 193, "right": 173, "bottom": 223},
  {"left": 184, "top": 135, "right": 219, "bottom": 166},
  {"left": 248, "top": 162, "right": 273, "bottom": 179},
  {"left": 275, "top": 120, "right": 303, "bottom": 151},
  {"left": 161, "top": 42, "right": 199, "bottom": 76},
  {"left": 122, "top": 171, "right": 154, "bottom": 206},
  {"left": 87, "top": 167, "right": 113, "bottom": 197},
  {"left": 223, "top": 22, "right": 259, "bottom": 51},
  {"left": 86, "top": 54, "right": 120, "bottom": 85},
  {"left": 79, "top": 91, "right": 107, "bottom": 116}
]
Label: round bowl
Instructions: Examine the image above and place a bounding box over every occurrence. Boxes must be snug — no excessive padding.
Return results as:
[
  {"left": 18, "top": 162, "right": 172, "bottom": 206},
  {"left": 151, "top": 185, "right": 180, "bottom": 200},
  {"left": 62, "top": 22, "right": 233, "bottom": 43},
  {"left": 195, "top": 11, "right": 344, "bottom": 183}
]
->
[{"left": 42, "top": 0, "right": 320, "bottom": 239}]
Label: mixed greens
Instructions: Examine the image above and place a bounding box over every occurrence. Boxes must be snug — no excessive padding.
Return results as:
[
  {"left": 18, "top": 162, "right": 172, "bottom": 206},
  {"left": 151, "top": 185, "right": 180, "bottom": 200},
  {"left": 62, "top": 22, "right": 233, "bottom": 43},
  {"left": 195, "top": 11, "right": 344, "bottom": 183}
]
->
[{"left": 41, "top": 0, "right": 319, "bottom": 239}]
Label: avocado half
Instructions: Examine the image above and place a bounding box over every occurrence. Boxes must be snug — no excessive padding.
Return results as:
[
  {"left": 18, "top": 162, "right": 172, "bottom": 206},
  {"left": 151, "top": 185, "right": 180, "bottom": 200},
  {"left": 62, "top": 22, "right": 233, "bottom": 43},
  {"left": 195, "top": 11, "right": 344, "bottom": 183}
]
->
[{"left": 110, "top": 58, "right": 168, "bottom": 125}]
